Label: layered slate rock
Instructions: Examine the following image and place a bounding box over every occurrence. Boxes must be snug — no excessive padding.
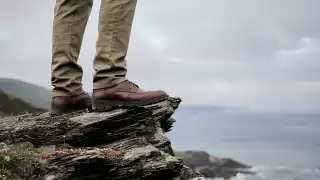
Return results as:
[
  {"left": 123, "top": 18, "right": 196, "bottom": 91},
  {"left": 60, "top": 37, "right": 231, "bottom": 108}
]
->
[{"left": 0, "top": 97, "right": 206, "bottom": 180}]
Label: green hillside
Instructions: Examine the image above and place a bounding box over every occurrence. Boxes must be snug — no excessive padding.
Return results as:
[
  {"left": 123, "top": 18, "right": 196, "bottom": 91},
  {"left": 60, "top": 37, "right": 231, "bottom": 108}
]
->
[
  {"left": 0, "top": 90, "right": 46, "bottom": 116},
  {"left": 0, "top": 77, "right": 51, "bottom": 109}
]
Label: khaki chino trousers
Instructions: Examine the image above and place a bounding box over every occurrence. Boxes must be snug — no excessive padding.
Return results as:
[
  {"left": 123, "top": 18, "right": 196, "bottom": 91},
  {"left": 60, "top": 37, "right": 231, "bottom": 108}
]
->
[{"left": 51, "top": 0, "right": 137, "bottom": 96}]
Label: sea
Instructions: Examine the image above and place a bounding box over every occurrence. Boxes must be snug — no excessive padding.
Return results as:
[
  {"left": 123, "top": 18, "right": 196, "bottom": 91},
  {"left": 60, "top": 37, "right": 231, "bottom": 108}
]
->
[{"left": 167, "top": 106, "right": 320, "bottom": 180}]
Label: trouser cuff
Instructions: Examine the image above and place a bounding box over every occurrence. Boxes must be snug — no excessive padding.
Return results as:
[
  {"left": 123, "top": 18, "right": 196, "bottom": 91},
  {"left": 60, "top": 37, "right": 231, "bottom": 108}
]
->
[
  {"left": 52, "top": 88, "right": 85, "bottom": 97},
  {"left": 93, "top": 77, "right": 127, "bottom": 89}
]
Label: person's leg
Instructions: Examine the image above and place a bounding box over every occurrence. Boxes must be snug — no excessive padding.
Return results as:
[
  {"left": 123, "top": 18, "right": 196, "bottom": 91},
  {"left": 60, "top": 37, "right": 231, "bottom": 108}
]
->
[
  {"left": 51, "top": 0, "right": 93, "bottom": 114},
  {"left": 92, "top": 0, "right": 168, "bottom": 111},
  {"left": 92, "top": 0, "right": 136, "bottom": 88},
  {"left": 52, "top": 0, "right": 93, "bottom": 96}
]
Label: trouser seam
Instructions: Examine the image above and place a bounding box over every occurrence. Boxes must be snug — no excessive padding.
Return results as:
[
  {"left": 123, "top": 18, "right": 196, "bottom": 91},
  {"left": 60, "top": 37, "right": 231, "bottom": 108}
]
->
[
  {"left": 68, "top": 1, "right": 77, "bottom": 62},
  {"left": 108, "top": 0, "right": 125, "bottom": 54}
]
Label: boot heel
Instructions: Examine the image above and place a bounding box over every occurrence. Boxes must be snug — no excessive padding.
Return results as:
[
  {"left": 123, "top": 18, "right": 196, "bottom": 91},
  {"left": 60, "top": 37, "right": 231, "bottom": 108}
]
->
[
  {"left": 92, "top": 100, "right": 115, "bottom": 112},
  {"left": 50, "top": 106, "right": 74, "bottom": 115}
]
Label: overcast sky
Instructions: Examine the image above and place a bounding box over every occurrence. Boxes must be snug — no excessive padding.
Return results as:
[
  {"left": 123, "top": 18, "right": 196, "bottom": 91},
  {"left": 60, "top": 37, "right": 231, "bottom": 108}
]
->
[{"left": 0, "top": 0, "right": 319, "bottom": 112}]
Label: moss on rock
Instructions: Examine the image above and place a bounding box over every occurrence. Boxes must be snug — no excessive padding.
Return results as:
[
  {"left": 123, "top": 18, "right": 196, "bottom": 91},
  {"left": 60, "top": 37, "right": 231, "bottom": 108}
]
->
[{"left": 0, "top": 143, "right": 46, "bottom": 180}]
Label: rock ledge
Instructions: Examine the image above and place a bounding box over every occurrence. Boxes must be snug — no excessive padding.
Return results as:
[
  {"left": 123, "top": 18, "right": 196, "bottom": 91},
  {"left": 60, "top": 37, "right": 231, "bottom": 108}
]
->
[{"left": 0, "top": 97, "right": 206, "bottom": 180}]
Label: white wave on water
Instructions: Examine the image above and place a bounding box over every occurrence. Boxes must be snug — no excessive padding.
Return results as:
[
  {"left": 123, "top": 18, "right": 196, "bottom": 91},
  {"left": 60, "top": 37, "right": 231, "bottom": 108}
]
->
[
  {"left": 211, "top": 173, "right": 252, "bottom": 180},
  {"left": 230, "top": 173, "right": 249, "bottom": 180},
  {"left": 210, "top": 165, "right": 320, "bottom": 180}
]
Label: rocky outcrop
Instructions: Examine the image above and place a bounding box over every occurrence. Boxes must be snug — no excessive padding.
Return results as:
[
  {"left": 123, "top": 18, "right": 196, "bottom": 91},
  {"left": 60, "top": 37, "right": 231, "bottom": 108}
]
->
[
  {"left": 0, "top": 97, "right": 206, "bottom": 180},
  {"left": 175, "top": 151, "right": 255, "bottom": 179}
]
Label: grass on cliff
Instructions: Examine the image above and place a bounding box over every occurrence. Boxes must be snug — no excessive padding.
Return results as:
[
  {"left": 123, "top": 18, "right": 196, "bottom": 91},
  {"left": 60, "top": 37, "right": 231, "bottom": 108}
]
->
[
  {"left": 161, "top": 118, "right": 176, "bottom": 133},
  {"left": 0, "top": 145, "right": 45, "bottom": 180}
]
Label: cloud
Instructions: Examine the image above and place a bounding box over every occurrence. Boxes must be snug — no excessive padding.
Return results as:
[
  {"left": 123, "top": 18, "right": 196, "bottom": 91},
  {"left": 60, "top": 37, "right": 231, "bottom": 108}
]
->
[{"left": 0, "top": 0, "right": 319, "bottom": 112}]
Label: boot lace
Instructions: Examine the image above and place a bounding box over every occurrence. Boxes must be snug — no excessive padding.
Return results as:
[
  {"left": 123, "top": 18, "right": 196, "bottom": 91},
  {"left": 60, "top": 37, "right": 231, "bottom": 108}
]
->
[{"left": 123, "top": 80, "right": 139, "bottom": 88}]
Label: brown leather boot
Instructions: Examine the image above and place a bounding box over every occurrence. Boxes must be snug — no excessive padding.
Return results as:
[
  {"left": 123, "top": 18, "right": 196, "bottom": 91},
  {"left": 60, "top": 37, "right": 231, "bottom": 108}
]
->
[
  {"left": 92, "top": 80, "right": 169, "bottom": 111},
  {"left": 50, "top": 92, "right": 92, "bottom": 115}
]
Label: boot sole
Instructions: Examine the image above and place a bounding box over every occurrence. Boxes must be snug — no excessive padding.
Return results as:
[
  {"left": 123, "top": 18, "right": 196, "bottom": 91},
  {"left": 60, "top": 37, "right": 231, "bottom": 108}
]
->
[
  {"left": 50, "top": 107, "right": 78, "bottom": 116},
  {"left": 92, "top": 95, "right": 169, "bottom": 112},
  {"left": 50, "top": 106, "right": 92, "bottom": 116}
]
